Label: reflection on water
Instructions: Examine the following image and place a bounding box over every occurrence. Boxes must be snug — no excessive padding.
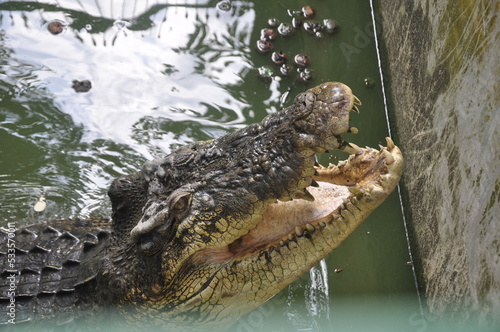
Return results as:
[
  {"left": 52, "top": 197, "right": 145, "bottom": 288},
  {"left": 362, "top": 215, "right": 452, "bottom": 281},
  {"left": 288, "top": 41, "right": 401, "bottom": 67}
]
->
[{"left": 0, "top": 0, "right": 420, "bottom": 331}]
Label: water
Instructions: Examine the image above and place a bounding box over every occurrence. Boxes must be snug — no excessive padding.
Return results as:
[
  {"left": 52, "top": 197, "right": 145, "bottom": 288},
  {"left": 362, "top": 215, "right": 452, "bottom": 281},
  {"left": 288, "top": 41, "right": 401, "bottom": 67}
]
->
[{"left": 0, "top": 0, "right": 420, "bottom": 331}]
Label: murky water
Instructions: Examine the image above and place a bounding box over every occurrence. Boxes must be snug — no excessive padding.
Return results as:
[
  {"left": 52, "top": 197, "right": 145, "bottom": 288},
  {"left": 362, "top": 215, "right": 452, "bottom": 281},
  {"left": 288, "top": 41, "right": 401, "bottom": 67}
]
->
[{"left": 1, "top": 0, "right": 421, "bottom": 331}]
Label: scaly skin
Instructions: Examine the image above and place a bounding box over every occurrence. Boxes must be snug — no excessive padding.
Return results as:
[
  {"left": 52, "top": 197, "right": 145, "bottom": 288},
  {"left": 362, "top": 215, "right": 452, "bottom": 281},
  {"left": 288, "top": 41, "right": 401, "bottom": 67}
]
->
[{"left": 0, "top": 82, "right": 403, "bottom": 330}]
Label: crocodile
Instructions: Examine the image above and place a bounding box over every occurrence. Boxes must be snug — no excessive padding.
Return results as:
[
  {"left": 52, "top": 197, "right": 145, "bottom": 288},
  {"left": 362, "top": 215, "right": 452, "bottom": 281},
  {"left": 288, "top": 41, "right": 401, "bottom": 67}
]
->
[{"left": 0, "top": 82, "right": 403, "bottom": 330}]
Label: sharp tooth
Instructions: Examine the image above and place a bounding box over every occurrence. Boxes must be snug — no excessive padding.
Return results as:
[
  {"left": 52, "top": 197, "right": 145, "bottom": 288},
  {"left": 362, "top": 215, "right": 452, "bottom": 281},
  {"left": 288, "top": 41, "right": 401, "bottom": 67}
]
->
[
  {"left": 348, "top": 186, "right": 364, "bottom": 196},
  {"left": 288, "top": 234, "right": 294, "bottom": 241},
  {"left": 310, "top": 179, "right": 320, "bottom": 187},
  {"left": 306, "top": 223, "right": 315, "bottom": 232},
  {"left": 337, "top": 160, "right": 347, "bottom": 167},
  {"left": 348, "top": 127, "right": 359, "bottom": 134},
  {"left": 341, "top": 142, "right": 361, "bottom": 155},
  {"left": 280, "top": 240, "right": 285, "bottom": 246},
  {"left": 351, "top": 105, "right": 360, "bottom": 113},
  {"left": 319, "top": 221, "right": 327, "bottom": 228},
  {"left": 383, "top": 149, "right": 395, "bottom": 165},
  {"left": 385, "top": 137, "right": 395, "bottom": 150},
  {"left": 302, "top": 189, "right": 315, "bottom": 201},
  {"left": 353, "top": 95, "right": 362, "bottom": 105},
  {"left": 295, "top": 226, "right": 303, "bottom": 236}
]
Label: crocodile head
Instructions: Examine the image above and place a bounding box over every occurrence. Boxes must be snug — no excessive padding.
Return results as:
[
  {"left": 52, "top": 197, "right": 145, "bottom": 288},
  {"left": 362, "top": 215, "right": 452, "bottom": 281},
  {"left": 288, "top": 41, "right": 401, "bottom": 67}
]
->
[{"left": 105, "top": 82, "right": 403, "bottom": 330}]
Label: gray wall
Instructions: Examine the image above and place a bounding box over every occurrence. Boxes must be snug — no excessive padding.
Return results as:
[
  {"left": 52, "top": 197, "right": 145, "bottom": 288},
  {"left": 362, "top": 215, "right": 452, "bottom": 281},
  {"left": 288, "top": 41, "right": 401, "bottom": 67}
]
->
[{"left": 375, "top": 0, "right": 499, "bottom": 327}]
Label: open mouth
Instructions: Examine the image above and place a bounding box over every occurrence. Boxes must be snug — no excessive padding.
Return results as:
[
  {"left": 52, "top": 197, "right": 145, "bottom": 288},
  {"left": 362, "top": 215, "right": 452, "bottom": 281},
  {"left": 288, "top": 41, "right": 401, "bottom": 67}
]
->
[{"left": 194, "top": 137, "right": 403, "bottom": 265}]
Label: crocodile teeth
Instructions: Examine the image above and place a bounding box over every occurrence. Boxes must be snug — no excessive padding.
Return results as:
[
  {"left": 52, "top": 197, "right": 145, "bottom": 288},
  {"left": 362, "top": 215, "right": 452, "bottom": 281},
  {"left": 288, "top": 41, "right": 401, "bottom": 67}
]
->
[
  {"left": 385, "top": 137, "right": 395, "bottom": 150},
  {"left": 348, "top": 186, "right": 365, "bottom": 196},
  {"left": 295, "top": 226, "right": 303, "bottom": 236},
  {"left": 310, "top": 179, "right": 320, "bottom": 187},
  {"left": 383, "top": 149, "right": 395, "bottom": 165},
  {"left": 348, "top": 127, "right": 359, "bottom": 134},
  {"left": 305, "top": 223, "right": 315, "bottom": 233},
  {"left": 353, "top": 95, "right": 362, "bottom": 105},
  {"left": 351, "top": 105, "right": 360, "bottom": 113},
  {"left": 302, "top": 189, "right": 315, "bottom": 201},
  {"left": 341, "top": 142, "right": 361, "bottom": 155}
]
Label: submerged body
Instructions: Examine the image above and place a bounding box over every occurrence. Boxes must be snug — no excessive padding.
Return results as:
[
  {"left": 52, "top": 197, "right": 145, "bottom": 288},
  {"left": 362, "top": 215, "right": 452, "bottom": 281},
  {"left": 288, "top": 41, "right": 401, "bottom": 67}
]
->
[{"left": 0, "top": 82, "right": 403, "bottom": 330}]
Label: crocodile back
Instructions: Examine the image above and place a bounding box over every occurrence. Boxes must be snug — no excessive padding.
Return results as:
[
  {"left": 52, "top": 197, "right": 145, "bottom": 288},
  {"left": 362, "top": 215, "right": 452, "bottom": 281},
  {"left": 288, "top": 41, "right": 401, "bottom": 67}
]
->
[{"left": 0, "top": 219, "right": 111, "bottom": 324}]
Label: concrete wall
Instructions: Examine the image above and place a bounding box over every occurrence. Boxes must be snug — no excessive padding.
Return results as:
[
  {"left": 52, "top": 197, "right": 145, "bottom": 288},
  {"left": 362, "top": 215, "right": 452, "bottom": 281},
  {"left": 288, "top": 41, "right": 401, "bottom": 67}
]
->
[{"left": 374, "top": 0, "right": 499, "bottom": 327}]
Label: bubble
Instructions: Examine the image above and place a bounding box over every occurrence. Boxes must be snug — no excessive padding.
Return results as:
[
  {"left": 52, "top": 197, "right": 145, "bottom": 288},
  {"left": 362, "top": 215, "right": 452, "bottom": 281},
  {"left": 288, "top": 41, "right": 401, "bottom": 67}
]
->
[{"left": 85, "top": 24, "right": 92, "bottom": 31}]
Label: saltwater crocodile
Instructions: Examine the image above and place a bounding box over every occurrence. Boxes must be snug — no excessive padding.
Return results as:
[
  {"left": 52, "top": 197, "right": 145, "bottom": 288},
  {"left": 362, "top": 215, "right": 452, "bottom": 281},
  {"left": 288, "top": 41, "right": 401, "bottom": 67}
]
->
[{"left": 0, "top": 82, "right": 403, "bottom": 330}]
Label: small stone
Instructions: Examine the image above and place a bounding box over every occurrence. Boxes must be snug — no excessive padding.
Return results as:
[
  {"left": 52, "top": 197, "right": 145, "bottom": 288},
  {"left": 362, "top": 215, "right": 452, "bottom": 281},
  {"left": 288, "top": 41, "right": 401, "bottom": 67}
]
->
[
  {"left": 268, "top": 18, "right": 280, "bottom": 27},
  {"left": 323, "top": 19, "right": 339, "bottom": 33},
  {"left": 291, "top": 17, "right": 302, "bottom": 29},
  {"left": 260, "top": 28, "right": 277, "bottom": 41},
  {"left": 256, "top": 39, "right": 273, "bottom": 54},
  {"left": 277, "top": 23, "right": 294, "bottom": 37},
  {"left": 299, "top": 68, "right": 313, "bottom": 81},
  {"left": 302, "top": 6, "right": 315, "bottom": 19},
  {"left": 72, "top": 80, "right": 92, "bottom": 93},
  {"left": 48, "top": 20, "right": 65, "bottom": 35},
  {"left": 294, "top": 54, "right": 310, "bottom": 67},
  {"left": 303, "top": 20, "right": 323, "bottom": 34},
  {"left": 271, "top": 51, "right": 288, "bottom": 65},
  {"left": 280, "top": 64, "right": 291, "bottom": 76}
]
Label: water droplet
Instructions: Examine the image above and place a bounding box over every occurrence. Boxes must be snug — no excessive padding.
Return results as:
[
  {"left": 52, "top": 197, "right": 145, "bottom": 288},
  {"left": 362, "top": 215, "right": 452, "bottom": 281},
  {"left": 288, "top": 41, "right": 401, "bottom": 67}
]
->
[
  {"left": 256, "top": 39, "right": 273, "bottom": 54},
  {"left": 323, "top": 19, "right": 339, "bottom": 33},
  {"left": 258, "top": 66, "right": 274, "bottom": 80},
  {"left": 364, "top": 77, "right": 375, "bottom": 88},
  {"left": 268, "top": 18, "right": 280, "bottom": 27},
  {"left": 277, "top": 23, "right": 294, "bottom": 37},
  {"left": 85, "top": 24, "right": 92, "bottom": 31},
  {"left": 113, "top": 20, "right": 130, "bottom": 30}
]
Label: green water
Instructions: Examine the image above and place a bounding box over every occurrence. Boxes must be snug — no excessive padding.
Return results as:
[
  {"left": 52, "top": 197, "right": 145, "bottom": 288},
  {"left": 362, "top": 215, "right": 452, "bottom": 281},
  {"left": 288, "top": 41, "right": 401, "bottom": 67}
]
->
[{"left": 0, "top": 0, "right": 421, "bottom": 331}]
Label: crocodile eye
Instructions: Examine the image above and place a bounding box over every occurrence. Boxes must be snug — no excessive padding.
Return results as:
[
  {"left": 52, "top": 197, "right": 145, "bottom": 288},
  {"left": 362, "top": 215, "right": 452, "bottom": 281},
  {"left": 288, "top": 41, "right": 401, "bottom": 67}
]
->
[
  {"left": 170, "top": 192, "right": 192, "bottom": 216},
  {"left": 173, "top": 196, "right": 188, "bottom": 211}
]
